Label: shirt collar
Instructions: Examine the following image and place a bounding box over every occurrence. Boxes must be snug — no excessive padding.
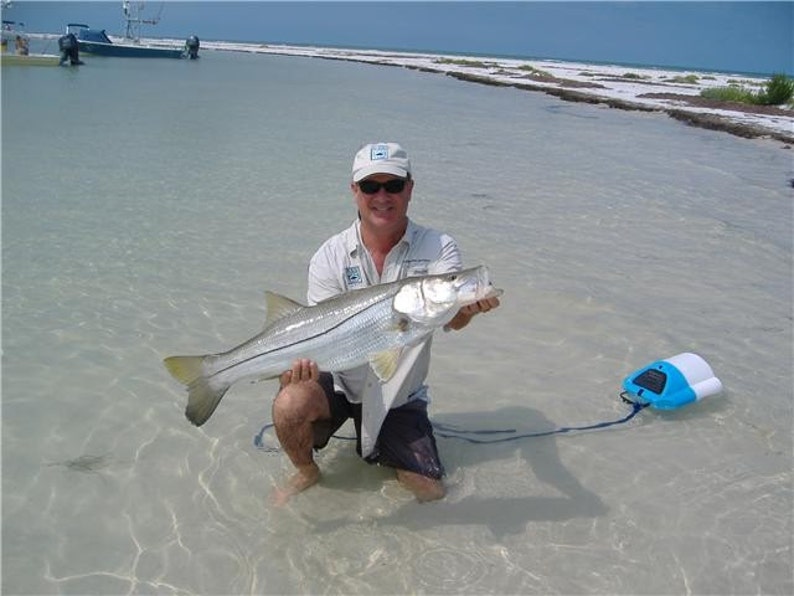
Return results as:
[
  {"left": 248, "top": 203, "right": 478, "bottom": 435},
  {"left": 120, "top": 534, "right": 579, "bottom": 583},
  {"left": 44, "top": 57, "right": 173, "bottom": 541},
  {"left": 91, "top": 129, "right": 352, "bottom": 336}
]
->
[{"left": 345, "top": 218, "right": 416, "bottom": 257}]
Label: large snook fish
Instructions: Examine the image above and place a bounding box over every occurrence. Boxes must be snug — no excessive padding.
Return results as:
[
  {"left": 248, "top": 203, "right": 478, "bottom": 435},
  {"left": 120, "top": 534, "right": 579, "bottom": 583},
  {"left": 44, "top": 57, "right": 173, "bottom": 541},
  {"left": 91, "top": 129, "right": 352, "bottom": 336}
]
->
[{"left": 164, "top": 266, "right": 501, "bottom": 426}]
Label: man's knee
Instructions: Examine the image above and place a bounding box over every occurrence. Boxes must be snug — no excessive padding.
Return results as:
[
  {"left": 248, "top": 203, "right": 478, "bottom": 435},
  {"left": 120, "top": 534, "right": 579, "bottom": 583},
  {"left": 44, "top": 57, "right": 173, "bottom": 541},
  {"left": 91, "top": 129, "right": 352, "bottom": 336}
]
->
[{"left": 272, "top": 382, "right": 329, "bottom": 423}]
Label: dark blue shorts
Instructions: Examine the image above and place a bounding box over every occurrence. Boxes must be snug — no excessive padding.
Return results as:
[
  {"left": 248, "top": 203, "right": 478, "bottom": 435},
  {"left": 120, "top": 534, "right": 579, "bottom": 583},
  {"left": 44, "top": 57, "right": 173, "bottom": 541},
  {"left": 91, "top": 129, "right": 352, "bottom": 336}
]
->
[{"left": 312, "top": 373, "right": 444, "bottom": 479}]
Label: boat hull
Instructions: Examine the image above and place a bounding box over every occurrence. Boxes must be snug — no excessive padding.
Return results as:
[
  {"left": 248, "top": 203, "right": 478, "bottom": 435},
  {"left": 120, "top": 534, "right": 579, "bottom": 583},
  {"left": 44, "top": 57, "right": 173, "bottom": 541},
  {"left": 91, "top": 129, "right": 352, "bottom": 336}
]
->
[
  {"left": 1, "top": 53, "right": 61, "bottom": 66},
  {"left": 77, "top": 40, "right": 184, "bottom": 59}
]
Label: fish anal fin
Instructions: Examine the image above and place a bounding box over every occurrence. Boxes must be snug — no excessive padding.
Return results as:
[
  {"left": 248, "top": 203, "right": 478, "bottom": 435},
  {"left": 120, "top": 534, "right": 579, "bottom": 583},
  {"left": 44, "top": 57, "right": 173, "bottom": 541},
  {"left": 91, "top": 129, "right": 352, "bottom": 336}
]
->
[
  {"left": 368, "top": 348, "right": 402, "bottom": 382},
  {"left": 264, "top": 291, "right": 304, "bottom": 327},
  {"left": 250, "top": 373, "right": 281, "bottom": 384}
]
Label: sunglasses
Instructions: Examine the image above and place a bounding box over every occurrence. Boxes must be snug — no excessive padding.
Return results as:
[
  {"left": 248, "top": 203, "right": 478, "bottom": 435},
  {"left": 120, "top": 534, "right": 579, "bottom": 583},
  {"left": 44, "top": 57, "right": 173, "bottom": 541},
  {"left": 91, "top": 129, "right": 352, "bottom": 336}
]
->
[{"left": 357, "top": 178, "right": 407, "bottom": 195}]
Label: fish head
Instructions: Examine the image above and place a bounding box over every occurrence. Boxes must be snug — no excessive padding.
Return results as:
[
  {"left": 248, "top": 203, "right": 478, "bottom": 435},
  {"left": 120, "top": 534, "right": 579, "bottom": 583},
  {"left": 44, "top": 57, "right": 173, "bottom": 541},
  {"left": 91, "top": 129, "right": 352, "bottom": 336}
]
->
[{"left": 393, "top": 266, "right": 501, "bottom": 326}]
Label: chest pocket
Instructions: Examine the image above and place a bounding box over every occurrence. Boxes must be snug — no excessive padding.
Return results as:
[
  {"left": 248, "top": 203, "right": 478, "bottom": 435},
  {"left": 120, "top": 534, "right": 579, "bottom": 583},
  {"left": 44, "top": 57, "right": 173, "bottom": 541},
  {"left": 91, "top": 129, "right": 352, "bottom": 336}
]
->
[
  {"left": 342, "top": 264, "right": 366, "bottom": 291},
  {"left": 403, "top": 260, "right": 430, "bottom": 278}
]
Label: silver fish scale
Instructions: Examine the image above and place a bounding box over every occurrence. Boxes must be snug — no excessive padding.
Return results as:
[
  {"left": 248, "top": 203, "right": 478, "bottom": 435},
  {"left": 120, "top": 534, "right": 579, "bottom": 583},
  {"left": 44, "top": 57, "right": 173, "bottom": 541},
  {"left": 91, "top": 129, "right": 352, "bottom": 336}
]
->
[
  {"left": 206, "top": 279, "right": 433, "bottom": 385},
  {"left": 307, "top": 297, "right": 432, "bottom": 372},
  {"left": 165, "top": 266, "right": 494, "bottom": 426}
]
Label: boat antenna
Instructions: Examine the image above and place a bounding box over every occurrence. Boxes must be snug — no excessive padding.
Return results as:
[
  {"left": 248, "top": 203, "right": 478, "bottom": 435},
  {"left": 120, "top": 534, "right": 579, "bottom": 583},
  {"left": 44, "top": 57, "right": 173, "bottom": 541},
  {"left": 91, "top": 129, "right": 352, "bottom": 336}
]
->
[{"left": 122, "top": 1, "right": 164, "bottom": 41}]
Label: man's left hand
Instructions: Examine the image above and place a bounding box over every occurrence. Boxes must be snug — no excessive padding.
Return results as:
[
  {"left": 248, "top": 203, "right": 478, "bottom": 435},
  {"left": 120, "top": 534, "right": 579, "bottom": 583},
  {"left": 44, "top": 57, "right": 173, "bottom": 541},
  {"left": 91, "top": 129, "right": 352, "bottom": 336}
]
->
[{"left": 444, "top": 296, "right": 501, "bottom": 331}]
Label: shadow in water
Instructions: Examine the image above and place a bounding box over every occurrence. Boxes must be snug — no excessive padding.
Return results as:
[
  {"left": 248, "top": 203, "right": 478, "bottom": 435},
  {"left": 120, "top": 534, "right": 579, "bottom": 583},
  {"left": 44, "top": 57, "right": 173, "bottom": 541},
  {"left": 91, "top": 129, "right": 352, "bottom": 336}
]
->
[
  {"left": 306, "top": 405, "right": 612, "bottom": 538},
  {"left": 44, "top": 453, "right": 112, "bottom": 474}
]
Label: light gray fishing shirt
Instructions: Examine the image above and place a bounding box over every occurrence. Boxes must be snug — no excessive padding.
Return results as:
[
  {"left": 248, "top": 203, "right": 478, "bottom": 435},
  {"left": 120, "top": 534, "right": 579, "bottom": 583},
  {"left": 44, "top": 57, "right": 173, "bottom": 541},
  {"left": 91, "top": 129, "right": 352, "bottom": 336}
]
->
[{"left": 307, "top": 218, "right": 463, "bottom": 458}]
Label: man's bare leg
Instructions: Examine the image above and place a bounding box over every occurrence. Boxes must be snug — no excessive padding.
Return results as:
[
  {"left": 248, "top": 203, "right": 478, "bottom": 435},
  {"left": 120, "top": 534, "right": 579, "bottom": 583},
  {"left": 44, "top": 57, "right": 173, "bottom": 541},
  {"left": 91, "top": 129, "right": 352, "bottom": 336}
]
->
[
  {"left": 396, "top": 469, "right": 446, "bottom": 502},
  {"left": 271, "top": 359, "right": 328, "bottom": 505}
]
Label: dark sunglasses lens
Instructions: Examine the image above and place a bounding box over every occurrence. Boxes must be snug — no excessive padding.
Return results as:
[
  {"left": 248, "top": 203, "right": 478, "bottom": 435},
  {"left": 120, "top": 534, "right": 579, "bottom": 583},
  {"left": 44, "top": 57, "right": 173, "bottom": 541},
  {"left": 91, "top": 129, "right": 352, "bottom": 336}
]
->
[
  {"left": 359, "top": 179, "right": 406, "bottom": 194},
  {"left": 358, "top": 180, "right": 379, "bottom": 194},
  {"left": 383, "top": 179, "right": 406, "bottom": 193}
]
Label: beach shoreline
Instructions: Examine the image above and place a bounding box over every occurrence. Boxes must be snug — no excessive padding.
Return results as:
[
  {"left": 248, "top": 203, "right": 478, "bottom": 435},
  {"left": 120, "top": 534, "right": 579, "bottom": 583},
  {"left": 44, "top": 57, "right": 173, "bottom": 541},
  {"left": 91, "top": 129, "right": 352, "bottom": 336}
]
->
[
  {"left": 196, "top": 40, "right": 793, "bottom": 146},
  {"left": 30, "top": 32, "right": 793, "bottom": 145}
]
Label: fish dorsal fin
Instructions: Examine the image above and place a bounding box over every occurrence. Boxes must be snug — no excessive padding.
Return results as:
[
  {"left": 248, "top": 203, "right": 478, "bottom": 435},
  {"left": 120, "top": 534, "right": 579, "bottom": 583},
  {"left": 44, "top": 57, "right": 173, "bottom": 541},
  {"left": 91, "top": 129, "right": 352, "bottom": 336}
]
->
[
  {"left": 368, "top": 348, "right": 402, "bottom": 382},
  {"left": 264, "top": 291, "right": 304, "bottom": 327}
]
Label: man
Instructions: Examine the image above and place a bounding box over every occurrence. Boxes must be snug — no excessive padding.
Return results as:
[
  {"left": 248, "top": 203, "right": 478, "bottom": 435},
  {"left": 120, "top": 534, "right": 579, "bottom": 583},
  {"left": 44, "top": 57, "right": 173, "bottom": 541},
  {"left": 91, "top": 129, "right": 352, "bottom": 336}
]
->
[{"left": 272, "top": 142, "right": 499, "bottom": 504}]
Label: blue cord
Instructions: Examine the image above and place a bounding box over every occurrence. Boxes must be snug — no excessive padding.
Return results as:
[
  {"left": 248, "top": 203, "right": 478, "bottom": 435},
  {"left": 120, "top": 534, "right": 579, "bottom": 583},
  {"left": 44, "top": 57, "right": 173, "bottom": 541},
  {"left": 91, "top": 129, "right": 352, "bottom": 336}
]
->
[
  {"left": 253, "top": 397, "right": 649, "bottom": 449},
  {"left": 433, "top": 400, "right": 648, "bottom": 444},
  {"left": 253, "top": 424, "right": 274, "bottom": 449}
]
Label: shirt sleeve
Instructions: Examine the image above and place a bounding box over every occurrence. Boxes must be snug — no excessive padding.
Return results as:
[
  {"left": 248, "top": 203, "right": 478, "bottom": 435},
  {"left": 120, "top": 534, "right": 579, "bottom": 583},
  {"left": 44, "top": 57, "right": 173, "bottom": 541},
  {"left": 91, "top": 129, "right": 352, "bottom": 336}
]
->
[
  {"left": 307, "top": 242, "right": 344, "bottom": 305},
  {"left": 428, "top": 232, "right": 464, "bottom": 275}
]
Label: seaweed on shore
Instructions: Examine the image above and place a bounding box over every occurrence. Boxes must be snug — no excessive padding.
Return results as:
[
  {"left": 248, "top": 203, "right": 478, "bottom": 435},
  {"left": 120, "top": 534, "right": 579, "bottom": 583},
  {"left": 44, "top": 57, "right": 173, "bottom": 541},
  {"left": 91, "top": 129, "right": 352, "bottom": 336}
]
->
[{"left": 437, "top": 69, "right": 794, "bottom": 145}]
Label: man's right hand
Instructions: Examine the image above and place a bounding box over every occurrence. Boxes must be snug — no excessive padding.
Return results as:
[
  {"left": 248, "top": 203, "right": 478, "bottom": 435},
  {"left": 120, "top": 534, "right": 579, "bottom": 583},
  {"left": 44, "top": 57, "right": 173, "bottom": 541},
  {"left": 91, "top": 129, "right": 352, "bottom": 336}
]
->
[{"left": 279, "top": 358, "right": 320, "bottom": 388}]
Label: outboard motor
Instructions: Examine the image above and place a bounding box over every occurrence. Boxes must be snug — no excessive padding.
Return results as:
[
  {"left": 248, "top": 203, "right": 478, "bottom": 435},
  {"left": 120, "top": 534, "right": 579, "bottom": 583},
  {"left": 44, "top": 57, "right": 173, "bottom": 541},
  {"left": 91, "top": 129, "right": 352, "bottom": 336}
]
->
[
  {"left": 58, "top": 32, "right": 82, "bottom": 66},
  {"left": 184, "top": 35, "right": 199, "bottom": 60}
]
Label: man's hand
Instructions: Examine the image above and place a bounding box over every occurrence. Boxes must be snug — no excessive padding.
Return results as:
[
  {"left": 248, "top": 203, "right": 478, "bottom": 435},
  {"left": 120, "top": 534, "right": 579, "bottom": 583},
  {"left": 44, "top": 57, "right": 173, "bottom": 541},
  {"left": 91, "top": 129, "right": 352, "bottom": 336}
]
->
[
  {"left": 279, "top": 358, "right": 320, "bottom": 388},
  {"left": 444, "top": 296, "right": 501, "bottom": 331}
]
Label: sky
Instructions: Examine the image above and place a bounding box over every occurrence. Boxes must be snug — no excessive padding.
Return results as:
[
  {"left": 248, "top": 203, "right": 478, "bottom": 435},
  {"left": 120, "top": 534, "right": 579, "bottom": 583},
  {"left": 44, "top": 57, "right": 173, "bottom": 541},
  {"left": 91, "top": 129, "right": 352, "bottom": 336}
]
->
[{"left": 5, "top": 1, "right": 793, "bottom": 75}]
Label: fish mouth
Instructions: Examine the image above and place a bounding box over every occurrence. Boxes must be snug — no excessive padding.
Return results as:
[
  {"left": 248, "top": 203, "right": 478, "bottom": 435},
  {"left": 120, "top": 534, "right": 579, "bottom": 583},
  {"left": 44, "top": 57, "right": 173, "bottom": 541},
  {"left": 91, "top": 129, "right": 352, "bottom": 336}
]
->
[{"left": 454, "top": 266, "right": 502, "bottom": 305}]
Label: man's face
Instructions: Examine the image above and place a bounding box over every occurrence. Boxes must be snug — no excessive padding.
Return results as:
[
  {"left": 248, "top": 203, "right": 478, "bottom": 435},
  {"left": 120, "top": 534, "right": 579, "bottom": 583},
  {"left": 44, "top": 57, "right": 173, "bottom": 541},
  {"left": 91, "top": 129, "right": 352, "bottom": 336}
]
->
[{"left": 352, "top": 174, "right": 413, "bottom": 230}]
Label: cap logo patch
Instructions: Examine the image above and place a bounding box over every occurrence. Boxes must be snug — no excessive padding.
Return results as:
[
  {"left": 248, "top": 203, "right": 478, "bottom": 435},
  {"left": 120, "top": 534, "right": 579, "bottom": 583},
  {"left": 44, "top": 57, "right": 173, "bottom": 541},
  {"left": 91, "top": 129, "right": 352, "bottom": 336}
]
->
[{"left": 370, "top": 144, "right": 389, "bottom": 161}]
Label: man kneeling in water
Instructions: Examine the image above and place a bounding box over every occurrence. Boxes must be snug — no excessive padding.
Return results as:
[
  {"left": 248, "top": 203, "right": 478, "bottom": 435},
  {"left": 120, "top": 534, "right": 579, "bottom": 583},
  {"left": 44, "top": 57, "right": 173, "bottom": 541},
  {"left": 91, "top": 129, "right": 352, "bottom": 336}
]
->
[{"left": 271, "top": 142, "right": 500, "bottom": 504}]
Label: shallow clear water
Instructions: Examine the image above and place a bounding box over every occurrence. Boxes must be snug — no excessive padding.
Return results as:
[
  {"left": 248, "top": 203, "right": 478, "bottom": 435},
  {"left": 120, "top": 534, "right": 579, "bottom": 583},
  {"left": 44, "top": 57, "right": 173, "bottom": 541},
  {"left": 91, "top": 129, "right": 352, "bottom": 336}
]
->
[{"left": 3, "top": 49, "right": 792, "bottom": 594}]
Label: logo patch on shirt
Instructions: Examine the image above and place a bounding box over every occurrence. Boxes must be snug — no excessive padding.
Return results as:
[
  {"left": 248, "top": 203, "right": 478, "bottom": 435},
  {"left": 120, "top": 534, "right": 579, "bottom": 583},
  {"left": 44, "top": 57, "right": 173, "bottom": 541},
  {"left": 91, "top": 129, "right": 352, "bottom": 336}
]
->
[
  {"left": 345, "top": 266, "right": 363, "bottom": 286},
  {"left": 370, "top": 144, "right": 389, "bottom": 160},
  {"left": 404, "top": 258, "right": 430, "bottom": 277}
]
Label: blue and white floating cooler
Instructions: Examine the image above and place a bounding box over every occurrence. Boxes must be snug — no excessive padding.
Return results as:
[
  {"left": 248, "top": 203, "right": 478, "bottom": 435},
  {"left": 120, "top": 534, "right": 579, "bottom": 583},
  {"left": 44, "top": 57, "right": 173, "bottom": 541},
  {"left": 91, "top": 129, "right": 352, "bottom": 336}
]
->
[{"left": 622, "top": 352, "right": 723, "bottom": 410}]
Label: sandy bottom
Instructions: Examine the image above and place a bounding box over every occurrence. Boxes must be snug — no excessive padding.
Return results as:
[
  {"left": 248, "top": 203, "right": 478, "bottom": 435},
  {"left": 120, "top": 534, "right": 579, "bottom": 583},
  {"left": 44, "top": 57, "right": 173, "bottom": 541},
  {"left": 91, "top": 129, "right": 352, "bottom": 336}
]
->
[{"left": 2, "top": 49, "right": 791, "bottom": 594}]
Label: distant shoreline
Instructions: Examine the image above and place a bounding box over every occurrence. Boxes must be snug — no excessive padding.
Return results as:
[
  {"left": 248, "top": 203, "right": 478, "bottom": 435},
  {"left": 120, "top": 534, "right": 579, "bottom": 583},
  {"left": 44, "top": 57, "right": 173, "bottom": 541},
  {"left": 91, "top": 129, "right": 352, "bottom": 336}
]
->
[
  {"left": 430, "top": 69, "right": 794, "bottom": 145},
  {"left": 198, "top": 40, "right": 793, "bottom": 146},
  {"left": 32, "top": 33, "right": 794, "bottom": 146}
]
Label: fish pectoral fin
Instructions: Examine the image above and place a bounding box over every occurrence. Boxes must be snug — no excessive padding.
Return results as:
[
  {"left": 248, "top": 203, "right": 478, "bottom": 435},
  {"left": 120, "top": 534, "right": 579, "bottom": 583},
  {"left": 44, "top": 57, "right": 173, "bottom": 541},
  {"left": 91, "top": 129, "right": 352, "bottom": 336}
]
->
[
  {"left": 264, "top": 291, "right": 304, "bottom": 328},
  {"left": 390, "top": 316, "right": 412, "bottom": 333},
  {"left": 368, "top": 348, "right": 402, "bottom": 382}
]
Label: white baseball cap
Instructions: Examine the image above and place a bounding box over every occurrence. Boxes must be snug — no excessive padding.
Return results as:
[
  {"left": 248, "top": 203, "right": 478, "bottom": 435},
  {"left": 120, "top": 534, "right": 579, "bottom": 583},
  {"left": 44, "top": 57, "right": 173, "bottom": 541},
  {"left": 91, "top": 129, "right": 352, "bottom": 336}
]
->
[{"left": 352, "top": 142, "right": 411, "bottom": 182}]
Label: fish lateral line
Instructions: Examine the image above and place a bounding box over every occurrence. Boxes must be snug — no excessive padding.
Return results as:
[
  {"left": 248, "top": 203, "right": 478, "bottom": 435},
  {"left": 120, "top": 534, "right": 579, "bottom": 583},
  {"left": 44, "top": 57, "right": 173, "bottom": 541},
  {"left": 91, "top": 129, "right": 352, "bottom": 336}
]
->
[
  {"left": 205, "top": 298, "right": 402, "bottom": 381},
  {"left": 163, "top": 266, "right": 498, "bottom": 427}
]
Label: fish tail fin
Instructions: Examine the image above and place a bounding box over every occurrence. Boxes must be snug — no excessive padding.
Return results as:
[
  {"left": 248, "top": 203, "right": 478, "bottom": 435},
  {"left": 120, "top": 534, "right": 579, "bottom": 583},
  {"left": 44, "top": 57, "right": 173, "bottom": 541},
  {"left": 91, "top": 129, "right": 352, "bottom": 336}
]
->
[
  {"left": 163, "top": 355, "right": 229, "bottom": 426},
  {"left": 184, "top": 377, "right": 230, "bottom": 426},
  {"left": 163, "top": 355, "right": 206, "bottom": 385}
]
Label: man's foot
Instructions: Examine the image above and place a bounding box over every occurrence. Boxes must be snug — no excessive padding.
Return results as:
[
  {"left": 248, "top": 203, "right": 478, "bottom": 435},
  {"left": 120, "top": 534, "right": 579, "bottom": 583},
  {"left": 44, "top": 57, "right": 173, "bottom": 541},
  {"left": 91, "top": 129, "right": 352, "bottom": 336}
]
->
[
  {"left": 271, "top": 463, "right": 320, "bottom": 506},
  {"left": 396, "top": 469, "right": 446, "bottom": 502}
]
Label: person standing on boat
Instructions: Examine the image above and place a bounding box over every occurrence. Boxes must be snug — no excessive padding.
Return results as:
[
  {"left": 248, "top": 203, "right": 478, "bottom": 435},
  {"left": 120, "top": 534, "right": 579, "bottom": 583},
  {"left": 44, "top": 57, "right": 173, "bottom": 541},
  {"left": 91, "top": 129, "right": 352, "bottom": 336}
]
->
[
  {"left": 270, "top": 142, "right": 500, "bottom": 504},
  {"left": 15, "top": 35, "right": 28, "bottom": 55},
  {"left": 58, "top": 32, "right": 81, "bottom": 66}
]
